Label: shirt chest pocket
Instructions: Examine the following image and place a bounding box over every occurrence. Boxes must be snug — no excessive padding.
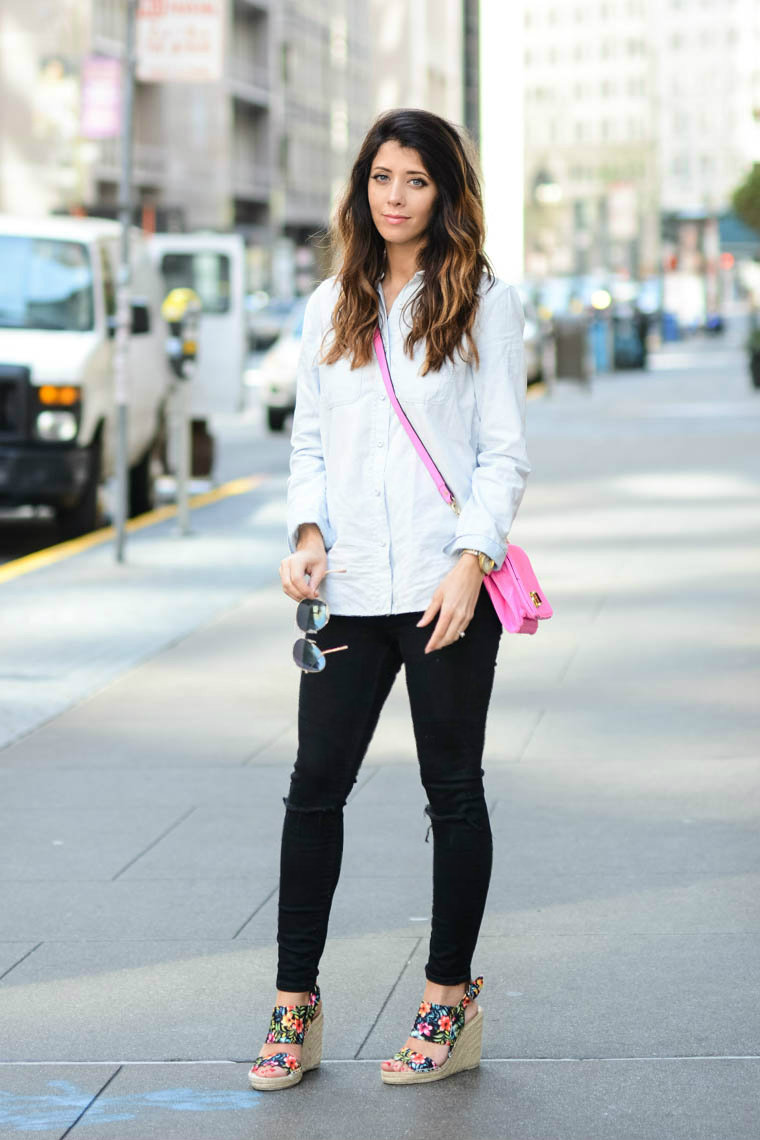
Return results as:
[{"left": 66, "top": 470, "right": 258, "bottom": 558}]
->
[
  {"left": 319, "top": 358, "right": 366, "bottom": 407},
  {"left": 392, "top": 358, "right": 458, "bottom": 406}
]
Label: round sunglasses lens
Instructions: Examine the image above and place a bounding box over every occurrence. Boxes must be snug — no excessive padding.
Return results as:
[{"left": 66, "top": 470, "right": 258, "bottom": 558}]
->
[
  {"left": 296, "top": 598, "right": 328, "bottom": 634},
  {"left": 293, "top": 639, "right": 325, "bottom": 672}
]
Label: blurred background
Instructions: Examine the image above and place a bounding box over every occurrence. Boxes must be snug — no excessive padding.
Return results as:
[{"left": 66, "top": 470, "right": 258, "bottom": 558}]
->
[{"left": 1, "top": 0, "right": 760, "bottom": 546}]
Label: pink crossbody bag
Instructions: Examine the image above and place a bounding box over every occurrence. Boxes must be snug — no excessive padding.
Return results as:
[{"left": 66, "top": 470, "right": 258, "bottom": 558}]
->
[{"left": 373, "top": 328, "right": 553, "bottom": 635}]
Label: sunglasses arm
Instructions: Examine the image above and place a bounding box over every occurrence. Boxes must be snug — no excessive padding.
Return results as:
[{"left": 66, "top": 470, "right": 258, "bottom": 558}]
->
[{"left": 321, "top": 645, "right": 348, "bottom": 655}]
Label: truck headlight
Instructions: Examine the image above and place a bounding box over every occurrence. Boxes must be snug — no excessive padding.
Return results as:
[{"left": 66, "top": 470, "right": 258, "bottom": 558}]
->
[{"left": 36, "top": 411, "right": 78, "bottom": 442}]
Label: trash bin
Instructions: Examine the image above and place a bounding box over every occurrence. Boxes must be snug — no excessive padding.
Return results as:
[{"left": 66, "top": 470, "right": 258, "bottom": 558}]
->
[
  {"left": 661, "top": 311, "right": 680, "bottom": 342},
  {"left": 589, "top": 314, "right": 613, "bottom": 373},
  {"left": 612, "top": 313, "right": 645, "bottom": 369},
  {"left": 552, "top": 315, "right": 592, "bottom": 383}
]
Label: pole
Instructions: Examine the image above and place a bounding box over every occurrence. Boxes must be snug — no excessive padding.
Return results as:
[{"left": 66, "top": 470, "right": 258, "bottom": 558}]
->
[
  {"left": 176, "top": 379, "right": 192, "bottom": 535},
  {"left": 114, "top": 0, "right": 138, "bottom": 562}
]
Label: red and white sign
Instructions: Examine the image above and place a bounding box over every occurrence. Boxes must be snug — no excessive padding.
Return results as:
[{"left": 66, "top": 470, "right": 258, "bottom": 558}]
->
[
  {"left": 136, "top": 0, "right": 224, "bottom": 83},
  {"left": 80, "top": 55, "right": 122, "bottom": 139}
]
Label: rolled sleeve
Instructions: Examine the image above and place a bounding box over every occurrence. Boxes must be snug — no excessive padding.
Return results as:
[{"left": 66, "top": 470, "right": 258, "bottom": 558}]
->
[
  {"left": 286, "top": 291, "right": 336, "bottom": 552},
  {"left": 443, "top": 282, "right": 531, "bottom": 570}
]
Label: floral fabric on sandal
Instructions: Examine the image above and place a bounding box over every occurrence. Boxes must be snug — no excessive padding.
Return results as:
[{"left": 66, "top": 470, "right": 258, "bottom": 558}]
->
[
  {"left": 387, "top": 976, "right": 483, "bottom": 1072},
  {"left": 250, "top": 986, "right": 321, "bottom": 1076}
]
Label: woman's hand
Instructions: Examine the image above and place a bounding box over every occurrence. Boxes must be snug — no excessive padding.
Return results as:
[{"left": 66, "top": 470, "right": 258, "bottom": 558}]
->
[
  {"left": 417, "top": 554, "right": 484, "bottom": 653},
  {"left": 280, "top": 524, "right": 327, "bottom": 602}
]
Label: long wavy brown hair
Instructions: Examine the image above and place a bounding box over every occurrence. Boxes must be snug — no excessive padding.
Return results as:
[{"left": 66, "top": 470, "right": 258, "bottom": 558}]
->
[{"left": 321, "top": 108, "right": 494, "bottom": 375}]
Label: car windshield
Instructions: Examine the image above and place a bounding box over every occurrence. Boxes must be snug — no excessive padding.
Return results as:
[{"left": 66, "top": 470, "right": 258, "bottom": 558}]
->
[{"left": 0, "top": 236, "right": 94, "bottom": 331}]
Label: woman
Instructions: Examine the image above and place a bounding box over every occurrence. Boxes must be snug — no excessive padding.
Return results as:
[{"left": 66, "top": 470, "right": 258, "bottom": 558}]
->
[{"left": 248, "top": 108, "right": 530, "bottom": 1090}]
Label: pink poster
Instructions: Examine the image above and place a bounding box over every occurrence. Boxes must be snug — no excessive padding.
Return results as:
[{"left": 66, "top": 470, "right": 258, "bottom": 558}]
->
[{"left": 80, "top": 55, "right": 122, "bottom": 140}]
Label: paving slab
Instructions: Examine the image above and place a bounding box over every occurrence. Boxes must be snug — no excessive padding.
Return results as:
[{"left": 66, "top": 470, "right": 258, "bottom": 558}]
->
[
  {"left": 7, "top": 1058, "right": 754, "bottom": 1140},
  {"left": 0, "top": 1064, "right": 117, "bottom": 1140},
  {"left": 360, "top": 935, "right": 760, "bottom": 1060},
  {"left": 480, "top": 870, "right": 760, "bottom": 936},
  {"left": 0, "top": 936, "right": 417, "bottom": 1063},
  {"left": 0, "top": 878, "right": 276, "bottom": 942},
  {"left": 0, "top": 806, "right": 196, "bottom": 881}
]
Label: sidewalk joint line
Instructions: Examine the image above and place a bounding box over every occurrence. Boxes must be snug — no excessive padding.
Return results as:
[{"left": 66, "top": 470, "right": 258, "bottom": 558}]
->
[
  {"left": 347, "top": 764, "right": 381, "bottom": 803},
  {"left": 231, "top": 883, "right": 279, "bottom": 939},
  {"left": 58, "top": 1064, "right": 122, "bottom": 1139},
  {"left": 4, "top": 1055, "right": 760, "bottom": 1066},
  {"left": 353, "top": 936, "right": 422, "bottom": 1060},
  {"left": 516, "top": 707, "right": 545, "bottom": 761},
  {"left": 0, "top": 941, "right": 43, "bottom": 981},
  {"left": 110, "top": 807, "right": 197, "bottom": 881},
  {"left": 242, "top": 720, "right": 295, "bottom": 764}
]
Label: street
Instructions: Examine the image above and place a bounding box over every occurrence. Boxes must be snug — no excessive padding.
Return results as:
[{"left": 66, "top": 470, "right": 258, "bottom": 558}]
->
[{"left": 0, "top": 320, "right": 759, "bottom": 1140}]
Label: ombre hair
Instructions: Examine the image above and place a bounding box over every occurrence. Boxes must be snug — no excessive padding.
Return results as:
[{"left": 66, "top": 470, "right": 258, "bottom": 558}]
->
[{"left": 321, "top": 108, "right": 494, "bottom": 375}]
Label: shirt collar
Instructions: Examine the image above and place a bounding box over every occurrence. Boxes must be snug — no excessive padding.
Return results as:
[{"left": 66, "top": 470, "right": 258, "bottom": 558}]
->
[{"left": 376, "top": 268, "right": 425, "bottom": 285}]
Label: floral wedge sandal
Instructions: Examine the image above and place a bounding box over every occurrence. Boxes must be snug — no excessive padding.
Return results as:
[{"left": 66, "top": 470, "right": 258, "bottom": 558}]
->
[
  {"left": 248, "top": 986, "right": 323, "bottom": 1091},
  {"left": 381, "top": 976, "right": 484, "bottom": 1086}
]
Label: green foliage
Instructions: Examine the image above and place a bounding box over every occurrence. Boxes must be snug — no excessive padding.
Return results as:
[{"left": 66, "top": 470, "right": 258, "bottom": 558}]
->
[{"left": 732, "top": 164, "right": 760, "bottom": 235}]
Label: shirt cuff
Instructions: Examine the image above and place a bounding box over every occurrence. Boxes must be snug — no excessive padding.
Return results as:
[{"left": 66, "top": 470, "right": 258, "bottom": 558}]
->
[
  {"left": 443, "top": 532, "right": 507, "bottom": 570},
  {"left": 287, "top": 511, "right": 336, "bottom": 554}
]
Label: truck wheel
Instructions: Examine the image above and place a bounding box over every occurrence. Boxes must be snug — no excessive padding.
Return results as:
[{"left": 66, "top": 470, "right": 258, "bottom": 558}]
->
[
  {"left": 267, "top": 407, "right": 289, "bottom": 432},
  {"left": 57, "top": 439, "right": 102, "bottom": 541},
  {"left": 128, "top": 444, "right": 155, "bottom": 517}
]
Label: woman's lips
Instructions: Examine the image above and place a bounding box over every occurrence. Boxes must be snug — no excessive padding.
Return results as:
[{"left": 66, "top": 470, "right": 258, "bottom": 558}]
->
[{"left": 383, "top": 215, "right": 410, "bottom": 224}]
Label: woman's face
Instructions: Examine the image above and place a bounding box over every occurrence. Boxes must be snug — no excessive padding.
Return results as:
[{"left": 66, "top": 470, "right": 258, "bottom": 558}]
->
[{"left": 368, "top": 140, "right": 437, "bottom": 251}]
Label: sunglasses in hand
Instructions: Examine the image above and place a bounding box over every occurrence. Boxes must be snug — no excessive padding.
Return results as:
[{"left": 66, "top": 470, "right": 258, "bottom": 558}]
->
[{"left": 292, "top": 569, "right": 348, "bottom": 673}]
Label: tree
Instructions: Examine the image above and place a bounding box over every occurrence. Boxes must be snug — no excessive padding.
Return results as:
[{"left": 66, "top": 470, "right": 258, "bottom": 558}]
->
[{"left": 732, "top": 164, "right": 760, "bottom": 235}]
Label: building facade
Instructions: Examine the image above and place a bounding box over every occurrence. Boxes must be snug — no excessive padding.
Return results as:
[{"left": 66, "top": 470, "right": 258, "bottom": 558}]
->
[
  {"left": 0, "top": 0, "right": 373, "bottom": 288},
  {"left": 522, "top": 0, "right": 760, "bottom": 280}
]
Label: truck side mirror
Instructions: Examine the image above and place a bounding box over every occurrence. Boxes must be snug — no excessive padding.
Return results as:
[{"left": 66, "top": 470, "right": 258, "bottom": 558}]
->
[{"left": 106, "top": 301, "right": 151, "bottom": 337}]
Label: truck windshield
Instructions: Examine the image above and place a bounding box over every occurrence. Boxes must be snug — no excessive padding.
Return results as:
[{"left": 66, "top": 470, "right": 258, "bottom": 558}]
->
[
  {"left": 0, "top": 236, "right": 94, "bottom": 332},
  {"left": 159, "top": 252, "right": 231, "bottom": 314}
]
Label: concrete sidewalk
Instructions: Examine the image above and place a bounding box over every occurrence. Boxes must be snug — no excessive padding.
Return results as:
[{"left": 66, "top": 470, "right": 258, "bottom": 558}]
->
[{"left": 1, "top": 325, "right": 759, "bottom": 1139}]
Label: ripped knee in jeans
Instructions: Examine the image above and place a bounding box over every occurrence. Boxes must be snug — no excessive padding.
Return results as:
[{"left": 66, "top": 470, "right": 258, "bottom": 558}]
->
[{"left": 422, "top": 799, "right": 490, "bottom": 843}]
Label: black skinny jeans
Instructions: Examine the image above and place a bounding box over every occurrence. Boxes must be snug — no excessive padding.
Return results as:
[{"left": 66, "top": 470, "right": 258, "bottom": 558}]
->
[{"left": 276, "top": 584, "right": 502, "bottom": 992}]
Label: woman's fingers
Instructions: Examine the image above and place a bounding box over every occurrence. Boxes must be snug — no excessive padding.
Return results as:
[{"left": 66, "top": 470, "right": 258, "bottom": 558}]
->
[
  {"left": 279, "top": 555, "right": 326, "bottom": 602},
  {"left": 424, "top": 607, "right": 469, "bottom": 653}
]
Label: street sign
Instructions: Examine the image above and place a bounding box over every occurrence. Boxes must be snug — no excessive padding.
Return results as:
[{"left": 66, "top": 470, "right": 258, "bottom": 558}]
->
[{"left": 136, "top": 0, "right": 224, "bottom": 84}]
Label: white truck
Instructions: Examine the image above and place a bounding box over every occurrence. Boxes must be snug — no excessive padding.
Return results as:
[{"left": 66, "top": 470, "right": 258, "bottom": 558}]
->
[
  {"left": 148, "top": 232, "right": 247, "bottom": 474},
  {"left": 0, "top": 214, "right": 172, "bottom": 538}
]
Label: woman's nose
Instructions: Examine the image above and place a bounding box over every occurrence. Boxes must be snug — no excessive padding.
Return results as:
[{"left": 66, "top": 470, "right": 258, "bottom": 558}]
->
[{"left": 387, "top": 182, "right": 405, "bottom": 205}]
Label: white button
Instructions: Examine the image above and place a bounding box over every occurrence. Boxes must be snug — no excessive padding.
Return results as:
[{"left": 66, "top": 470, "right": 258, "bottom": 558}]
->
[
  {"left": 375, "top": 489, "right": 382, "bottom": 496},
  {"left": 377, "top": 440, "right": 384, "bottom": 448},
  {"left": 379, "top": 394, "right": 386, "bottom": 402}
]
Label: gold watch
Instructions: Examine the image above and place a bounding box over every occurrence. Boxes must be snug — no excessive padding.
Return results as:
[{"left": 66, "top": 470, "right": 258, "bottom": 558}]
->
[{"left": 460, "top": 548, "right": 496, "bottom": 575}]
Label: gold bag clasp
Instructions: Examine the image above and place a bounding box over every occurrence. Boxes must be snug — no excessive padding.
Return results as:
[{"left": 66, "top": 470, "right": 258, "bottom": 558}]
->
[{"left": 530, "top": 591, "right": 542, "bottom": 607}]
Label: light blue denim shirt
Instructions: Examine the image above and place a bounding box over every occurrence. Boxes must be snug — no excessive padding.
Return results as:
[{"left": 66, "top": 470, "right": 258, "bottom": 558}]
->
[{"left": 286, "top": 270, "right": 530, "bottom": 616}]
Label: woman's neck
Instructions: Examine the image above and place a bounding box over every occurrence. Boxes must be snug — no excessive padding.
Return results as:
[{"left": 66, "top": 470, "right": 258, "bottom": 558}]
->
[{"left": 383, "top": 241, "right": 423, "bottom": 286}]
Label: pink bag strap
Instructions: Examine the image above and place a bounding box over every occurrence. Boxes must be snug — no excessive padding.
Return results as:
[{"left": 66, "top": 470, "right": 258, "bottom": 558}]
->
[{"left": 372, "top": 327, "right": 460, "bottom": 515}]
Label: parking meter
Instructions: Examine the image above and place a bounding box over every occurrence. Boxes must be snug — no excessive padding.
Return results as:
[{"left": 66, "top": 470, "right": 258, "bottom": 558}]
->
[
  {"left": 161, "top": 288, "right": 201, "bottom": 380},
  {"left": 160, "top": 288, "right": 202, "bottom": 534}
]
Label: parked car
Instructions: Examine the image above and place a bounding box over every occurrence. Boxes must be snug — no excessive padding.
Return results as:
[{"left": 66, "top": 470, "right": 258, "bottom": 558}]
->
[
  {"left": 261, "top": 297, "right": 309, "bottom": 432},
  {"left": 0, "top": 214, "right": 172, "bottom": 538},
  {"left": 517, "top": 290, "right": 546, "bottom": 384},
  {"left": 248, "top": 297, "right": 300, "bottom": 352}
]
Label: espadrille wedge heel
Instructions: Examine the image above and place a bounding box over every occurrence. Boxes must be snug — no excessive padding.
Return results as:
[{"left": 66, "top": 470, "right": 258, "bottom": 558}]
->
[
  {"left": 248, "top": 986, "right": 322, "bottom": 1091},
  {"left": 380, "top": 976, "right": 484, "bottom": 1086}
]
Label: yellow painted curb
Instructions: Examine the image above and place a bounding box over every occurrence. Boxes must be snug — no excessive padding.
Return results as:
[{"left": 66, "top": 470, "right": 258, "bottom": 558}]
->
[{"left": 0, "top": 473, "right": 269, "bottom": 586}]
